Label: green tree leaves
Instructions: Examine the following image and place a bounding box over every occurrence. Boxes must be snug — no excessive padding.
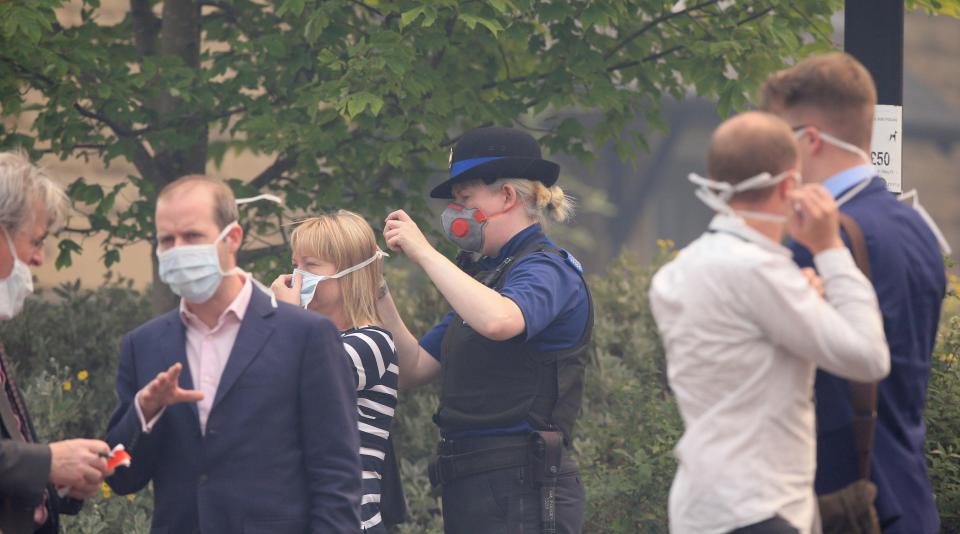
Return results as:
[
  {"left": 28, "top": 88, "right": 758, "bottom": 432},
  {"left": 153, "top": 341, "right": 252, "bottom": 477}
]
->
[{"left": 1, "top": 0, "right": 849, "bottom": 290}]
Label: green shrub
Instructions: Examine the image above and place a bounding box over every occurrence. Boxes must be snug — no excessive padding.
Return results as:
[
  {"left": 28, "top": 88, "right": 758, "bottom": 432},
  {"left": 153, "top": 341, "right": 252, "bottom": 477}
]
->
[
  {"left": 0, "top": 276, "right": 153, "bottom": 533},
  {"left": 0, "top": 259, "right": 957, "bottom": 533},
  {"left": 927, "top": 275, "right": 960, "bottom": 532}
]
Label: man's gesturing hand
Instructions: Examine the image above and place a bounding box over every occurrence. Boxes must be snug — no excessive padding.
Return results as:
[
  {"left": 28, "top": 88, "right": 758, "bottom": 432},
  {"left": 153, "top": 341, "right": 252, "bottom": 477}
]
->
[{"left": 138, "top": 362, "right": 204, "bottom": 422}]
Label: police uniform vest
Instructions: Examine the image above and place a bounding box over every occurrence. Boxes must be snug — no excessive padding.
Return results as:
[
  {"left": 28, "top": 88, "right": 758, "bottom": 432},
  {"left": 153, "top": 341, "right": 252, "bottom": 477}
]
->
[{"left": 434, "top": 235, "right": 593, "bottom": 443}]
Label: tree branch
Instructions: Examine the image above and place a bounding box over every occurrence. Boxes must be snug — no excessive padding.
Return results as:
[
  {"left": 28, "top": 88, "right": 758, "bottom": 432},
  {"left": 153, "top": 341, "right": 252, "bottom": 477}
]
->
[
  {"left": 250, "top": 154, "right": 299, "bottom": 190},
  {"left": 602, "top": 0, "right": 722, "bottom": 60},
  {"left": 62, "top": 226, "right": 98, "bottom": 236},
  {"left": 201, "top": 1, "right": 263, "bottom": 39},
  {"left": 351, "top": 0, "right": 383, "bottom": 17},
  {"left": 237, "top": 243, "right": 287, "bottom": 264},
  {"left": 72, "top": 104, "right": 150, "bottom": 137},
  {"left": 0, "top": 57, "right": 56, "bottom": 88},
  {"left": 604, "top": 45, "right": 686, "bottom": 73}
]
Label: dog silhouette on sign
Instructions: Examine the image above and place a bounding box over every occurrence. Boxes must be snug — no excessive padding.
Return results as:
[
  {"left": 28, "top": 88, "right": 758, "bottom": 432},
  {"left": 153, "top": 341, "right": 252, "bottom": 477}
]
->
[{"left": 889, "top": 130, "right": 898, "bottom": 142}]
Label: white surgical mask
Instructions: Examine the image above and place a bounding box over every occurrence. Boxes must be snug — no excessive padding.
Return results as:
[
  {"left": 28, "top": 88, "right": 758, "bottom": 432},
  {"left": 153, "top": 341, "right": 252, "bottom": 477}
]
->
[
  {"left": 296, "top": 250, "right": 388, "bottom": 308},
  {"left": 157, "top": 222, "right": 242, "bottom": 303},
  {"left": 156, "top": 193, "right": 284, "bottom": 305},
  {"left": 0, "top": 227, "right": 33, "bottom": 320},
  {"left": 689, "top": 170, "right": 800, "bottom": 223}
]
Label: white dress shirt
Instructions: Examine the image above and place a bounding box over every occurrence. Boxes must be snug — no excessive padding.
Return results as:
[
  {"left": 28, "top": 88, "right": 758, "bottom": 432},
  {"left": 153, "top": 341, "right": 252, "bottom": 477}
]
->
[
  {"left": 136, "top": 274, "right": 252, "bottom": 434},
  {"left": 650, "top": 215, "right": 890, "bottom": 534}
]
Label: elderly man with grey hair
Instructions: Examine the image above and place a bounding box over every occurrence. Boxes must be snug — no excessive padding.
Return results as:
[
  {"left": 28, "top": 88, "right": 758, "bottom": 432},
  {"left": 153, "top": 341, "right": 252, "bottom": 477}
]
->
[{"left": 0, "top": 151, "right": 113, "bottom": 534}]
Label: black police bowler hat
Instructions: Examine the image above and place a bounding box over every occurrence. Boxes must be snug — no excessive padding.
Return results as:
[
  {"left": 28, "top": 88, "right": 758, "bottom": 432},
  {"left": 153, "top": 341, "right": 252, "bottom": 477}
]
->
[{"left": 429, "top": 127, "right": 561, "bottom": 199}]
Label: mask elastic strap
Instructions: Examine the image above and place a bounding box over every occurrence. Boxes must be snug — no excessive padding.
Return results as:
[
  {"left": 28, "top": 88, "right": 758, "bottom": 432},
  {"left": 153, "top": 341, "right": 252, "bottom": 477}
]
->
[
  {"left": 797, "top": 128, "right": 872, "bottom": 166},
  {"left": 328, "top": 249, "right": 390, "bottom": 280},
  {"left": 1, "top": 227, "right": 16, "bottom": 258},
  {"left": 689, "top": 172, "right": 793, "bottom": 223},
  {"left": 229, "top": 194, "right": 283, "bottom": 307},
  {"left": 480, "top": 198, "right": 526, "bottom": 222},
  {"left": 215, "top": 221, "right": 241, "bottom": 242},
  {"left": 236, "top": 194, "right": 284, "bottom": 206},
  {"left": 899, "top": 190, "right": 953, "bottom": 255}
]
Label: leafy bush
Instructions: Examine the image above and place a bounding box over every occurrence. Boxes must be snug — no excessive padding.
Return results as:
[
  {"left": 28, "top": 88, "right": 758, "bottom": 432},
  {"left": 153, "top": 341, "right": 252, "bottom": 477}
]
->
[
  {"left": 927, "top": 275, "right": 960, "bottom": 532},
  {"left": 0, "top": 276, "right": 153, "bottom": 533},
  {"left": 1, "top": 260, "right": 958, "bottom": 533}
]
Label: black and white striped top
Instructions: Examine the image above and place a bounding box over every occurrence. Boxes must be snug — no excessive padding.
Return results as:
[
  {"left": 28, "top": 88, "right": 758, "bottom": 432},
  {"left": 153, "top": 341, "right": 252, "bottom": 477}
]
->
[{"left": 341, "top": 326, "right": 398, "bottom": 533}]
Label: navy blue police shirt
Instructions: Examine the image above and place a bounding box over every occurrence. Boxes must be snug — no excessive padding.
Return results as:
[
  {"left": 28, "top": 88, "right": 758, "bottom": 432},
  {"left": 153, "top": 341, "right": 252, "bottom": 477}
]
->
[
  {"left": 419, "top": 223, "right": 591, "bottom": 437},
  {"left": 790, "top": 174, "right": 946, "bottom": 534}
]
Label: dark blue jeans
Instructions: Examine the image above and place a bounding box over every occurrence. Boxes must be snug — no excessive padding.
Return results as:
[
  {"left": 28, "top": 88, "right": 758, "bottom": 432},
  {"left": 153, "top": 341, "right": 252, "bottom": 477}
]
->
[{"left": 441, "top": 453, "right": 584, "bottom": 534}]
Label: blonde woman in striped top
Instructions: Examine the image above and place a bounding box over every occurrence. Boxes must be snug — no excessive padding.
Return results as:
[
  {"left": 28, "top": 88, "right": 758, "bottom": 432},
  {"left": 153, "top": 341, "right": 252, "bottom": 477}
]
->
[{"left": 271, "top": 210, "right": 399, "bottom": 533}]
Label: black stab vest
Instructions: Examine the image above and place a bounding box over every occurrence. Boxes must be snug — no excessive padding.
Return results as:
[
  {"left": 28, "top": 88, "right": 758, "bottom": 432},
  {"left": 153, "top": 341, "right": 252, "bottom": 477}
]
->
[{"left": 434, "top": 236, "right": 594, "bottom": 443}]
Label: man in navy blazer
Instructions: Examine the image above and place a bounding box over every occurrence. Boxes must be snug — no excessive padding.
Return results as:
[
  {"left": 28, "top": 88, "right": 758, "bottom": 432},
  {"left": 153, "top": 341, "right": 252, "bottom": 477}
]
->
[
  {"left": 106, "top": 175, "right": 361, "bottom": 534},
  {"left": 762, "top": 53, "right": 946, "bottom": 533}
]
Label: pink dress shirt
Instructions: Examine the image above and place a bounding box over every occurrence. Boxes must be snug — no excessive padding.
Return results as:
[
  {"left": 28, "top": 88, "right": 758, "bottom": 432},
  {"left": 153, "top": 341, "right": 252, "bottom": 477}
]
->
[{"left": 136, "top": 274, "right": 253, "bottom": 435}]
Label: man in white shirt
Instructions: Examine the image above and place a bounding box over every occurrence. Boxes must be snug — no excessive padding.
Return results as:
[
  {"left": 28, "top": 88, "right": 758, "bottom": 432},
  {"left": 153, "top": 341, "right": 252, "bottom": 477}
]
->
[{"left": 650, "top": 111, "right": 890, "bottom": 534}]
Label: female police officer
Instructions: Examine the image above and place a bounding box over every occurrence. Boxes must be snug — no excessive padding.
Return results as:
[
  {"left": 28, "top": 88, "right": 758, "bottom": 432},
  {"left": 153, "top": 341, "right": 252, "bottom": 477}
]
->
[{"left": 378, "top": 127, "right": 593, "bottom": 533}]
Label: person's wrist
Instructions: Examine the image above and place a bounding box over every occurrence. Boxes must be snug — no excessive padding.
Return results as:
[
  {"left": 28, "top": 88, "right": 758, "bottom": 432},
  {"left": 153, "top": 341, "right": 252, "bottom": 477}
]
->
[
  {"left": 410, "top": 243, "right": 439, "bottom": 266},
  {"left": 138, "top": 393, "right": 160, "bottom": 421},
  {"left": 810, "top": 235, "right": 844, "bottom": 255}
]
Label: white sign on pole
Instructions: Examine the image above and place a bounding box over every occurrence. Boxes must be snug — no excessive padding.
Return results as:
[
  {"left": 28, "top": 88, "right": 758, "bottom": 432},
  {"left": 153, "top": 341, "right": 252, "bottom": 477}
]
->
[{"left": 870, "top": 104, "right": 903, "bottom": 193}]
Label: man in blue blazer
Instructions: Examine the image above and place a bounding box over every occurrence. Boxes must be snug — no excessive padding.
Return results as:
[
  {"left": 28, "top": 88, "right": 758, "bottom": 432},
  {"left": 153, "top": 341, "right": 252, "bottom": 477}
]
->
[
  {"left": 762, "top": 53, "right": 946, "bottom": 533},
  {"left": 106, "top": 175, "right": 361, "bottom": 534}
]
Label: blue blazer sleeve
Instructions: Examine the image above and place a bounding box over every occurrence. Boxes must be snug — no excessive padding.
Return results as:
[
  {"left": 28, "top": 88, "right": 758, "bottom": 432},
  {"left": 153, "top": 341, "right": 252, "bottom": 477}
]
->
[
  {"left": 300, "top": 319, "right": 361, "bottom": 532},
  {"left": 104, "top": 333, "right": 161, "bottom": 495}
]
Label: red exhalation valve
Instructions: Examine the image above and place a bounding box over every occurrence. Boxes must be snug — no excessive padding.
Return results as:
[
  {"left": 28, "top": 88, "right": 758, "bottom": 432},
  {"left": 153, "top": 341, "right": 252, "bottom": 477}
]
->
[{"left": 451, "top": 218, "right": 470, "bottom": 237}]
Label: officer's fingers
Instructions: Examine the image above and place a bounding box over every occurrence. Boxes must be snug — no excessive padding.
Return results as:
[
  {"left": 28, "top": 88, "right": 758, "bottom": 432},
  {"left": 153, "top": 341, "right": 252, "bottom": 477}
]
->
[
  {"left": 396, "top": 210, "right": 413, "bottom": 222},
  {"left": 385, "top": 234, "right": 403, "bottom": 253},
  {"left": 385, "top": 210, "right": 407, "bottom": 223},
  {"left": 384, "top": 227, "right": 402, "bottom": 240}
]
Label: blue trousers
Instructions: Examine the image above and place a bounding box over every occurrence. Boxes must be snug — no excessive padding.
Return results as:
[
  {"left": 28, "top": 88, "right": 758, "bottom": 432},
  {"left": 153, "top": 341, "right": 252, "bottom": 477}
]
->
[{"left": 441, "top": 453, "right": 583, "bottom": 534}]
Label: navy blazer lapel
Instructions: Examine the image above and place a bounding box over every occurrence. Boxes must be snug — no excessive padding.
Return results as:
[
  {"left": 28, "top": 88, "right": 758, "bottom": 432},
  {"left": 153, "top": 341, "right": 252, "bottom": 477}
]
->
[
  {"left": 161, "top": 310, "right": 200, "bottom": 426},
  {"left": 212, "top": 288, "right": 276, "bottom": 412}
]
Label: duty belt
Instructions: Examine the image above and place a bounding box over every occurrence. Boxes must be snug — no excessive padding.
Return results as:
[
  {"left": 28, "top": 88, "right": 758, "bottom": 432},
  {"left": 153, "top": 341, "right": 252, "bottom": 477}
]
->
[
  {"left": 429, "top": 435, "right": 531, "bottom": 487},
  {"left": 428, "top": 431, "right": 565, "bottom": 534}
]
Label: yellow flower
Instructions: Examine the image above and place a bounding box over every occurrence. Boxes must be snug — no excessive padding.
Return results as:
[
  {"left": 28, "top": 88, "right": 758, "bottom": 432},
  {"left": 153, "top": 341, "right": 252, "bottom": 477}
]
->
[
  {"left": 62, "top": 381, "right": 72, "bottom": 392},
  {"left": 101, "top": 482, "right": 111, "bottom": 499},
  {"left": 942, "top": 353, "right": 957, "bottom": 363},
  {"left": 77, "top": 370, "right": 89, "bottom": 382},
  {"left": 126, "top": 494, "right": 135, "bottom": 502}
]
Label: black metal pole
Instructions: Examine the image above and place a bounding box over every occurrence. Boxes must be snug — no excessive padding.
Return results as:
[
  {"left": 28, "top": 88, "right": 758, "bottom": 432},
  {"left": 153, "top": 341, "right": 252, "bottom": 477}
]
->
[
  {"left": 844, "top": 0, "right": 905, "bottom": 192},
  {"left": 844, "top": 0, "right": 905, "bottom": 107}
]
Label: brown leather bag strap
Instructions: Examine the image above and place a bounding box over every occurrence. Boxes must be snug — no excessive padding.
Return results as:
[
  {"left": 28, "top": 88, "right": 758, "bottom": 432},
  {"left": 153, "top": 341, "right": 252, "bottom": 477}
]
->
[
  {"left": 838, "top": 213, "right": 872, "bottom": 280},
  {"left": 837, "top": 212, "right": 878, "bottom": 480}
]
